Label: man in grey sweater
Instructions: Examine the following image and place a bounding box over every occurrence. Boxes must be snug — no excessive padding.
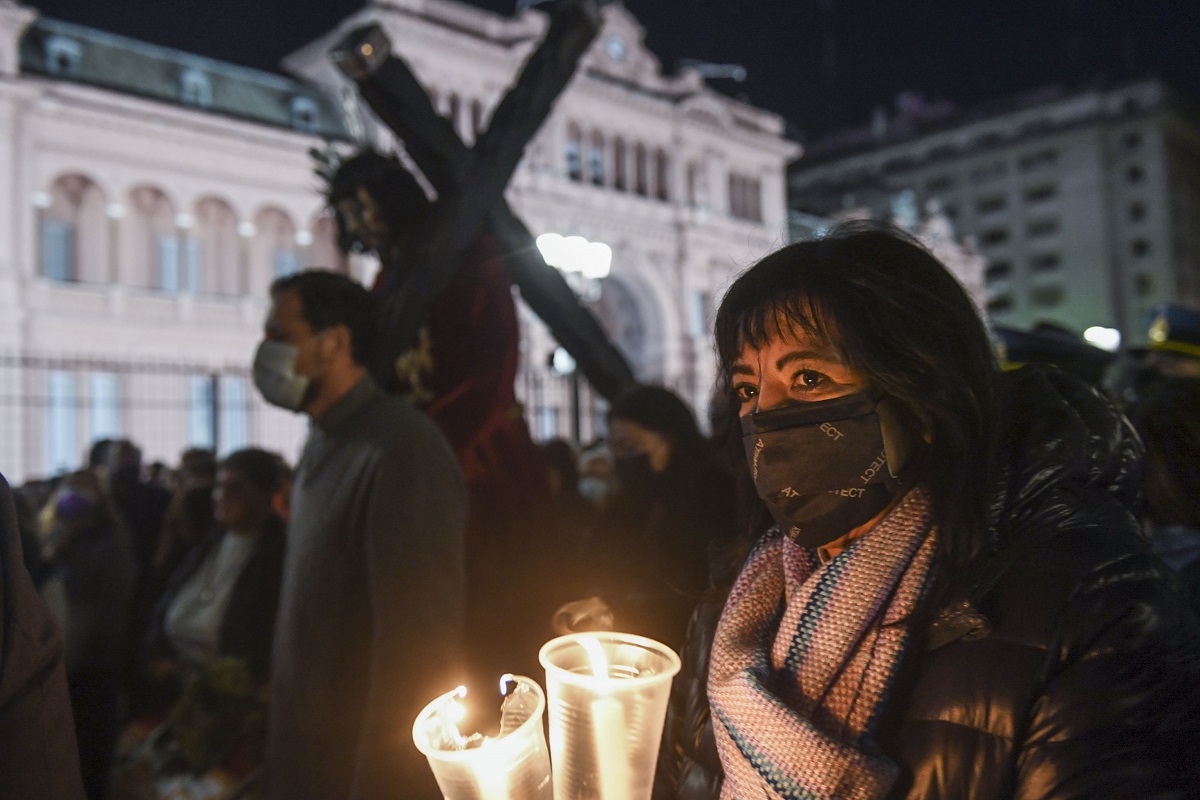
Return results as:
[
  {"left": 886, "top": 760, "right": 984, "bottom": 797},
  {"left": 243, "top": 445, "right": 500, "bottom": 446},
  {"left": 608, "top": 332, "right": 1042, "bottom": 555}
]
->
[{"left": 255, "top": 270, "right": 467, "bottom": 799}]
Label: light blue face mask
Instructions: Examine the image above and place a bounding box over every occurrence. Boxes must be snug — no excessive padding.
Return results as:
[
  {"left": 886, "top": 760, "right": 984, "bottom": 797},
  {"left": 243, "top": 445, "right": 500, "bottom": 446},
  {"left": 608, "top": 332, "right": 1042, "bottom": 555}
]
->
[
  {"left": 252, "top": 340, "right": 310, "bottom": 412},
  {"left": 578, "top": 475, "right": 611, "bottom": 505}
]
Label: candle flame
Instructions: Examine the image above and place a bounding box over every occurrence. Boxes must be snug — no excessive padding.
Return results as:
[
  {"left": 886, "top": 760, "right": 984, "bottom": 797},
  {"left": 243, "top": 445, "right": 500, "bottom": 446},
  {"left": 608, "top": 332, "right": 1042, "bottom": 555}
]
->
[
  {"left": 579, "top": 636, "right": 611, "bottom": 691},
  {"left": 426, "top": 685, "right": 473, "bottom": 749}
]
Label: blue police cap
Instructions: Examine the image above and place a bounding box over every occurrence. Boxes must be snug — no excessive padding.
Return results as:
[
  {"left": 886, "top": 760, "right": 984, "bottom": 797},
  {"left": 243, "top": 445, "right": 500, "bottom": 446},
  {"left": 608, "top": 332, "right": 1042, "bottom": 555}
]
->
[
  {"left": 992, "top": 323, "right": 1116, "bottom": 384},
  {"left": 1146, "top": 303, "right": 1200, "bottom": 359}
]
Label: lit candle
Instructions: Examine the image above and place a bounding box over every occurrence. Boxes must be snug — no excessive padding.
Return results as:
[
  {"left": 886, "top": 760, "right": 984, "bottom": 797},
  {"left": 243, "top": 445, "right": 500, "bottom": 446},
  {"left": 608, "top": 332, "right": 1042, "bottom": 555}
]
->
[
  {"left": 579, "top": 637, "right": 632, "bottom": 800},
  {"left": 412, "top": 675, "right": 552, "bottom": 800},
  {"left": 540, "top": 632, "right": 682, "bottom": 800}
]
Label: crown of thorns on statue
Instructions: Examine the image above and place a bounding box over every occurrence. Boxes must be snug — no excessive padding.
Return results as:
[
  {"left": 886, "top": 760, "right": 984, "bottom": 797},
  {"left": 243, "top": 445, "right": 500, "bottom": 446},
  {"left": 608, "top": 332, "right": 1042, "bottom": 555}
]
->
[{"left": 311, "top": 142, "right": 429, "bottom": 255}]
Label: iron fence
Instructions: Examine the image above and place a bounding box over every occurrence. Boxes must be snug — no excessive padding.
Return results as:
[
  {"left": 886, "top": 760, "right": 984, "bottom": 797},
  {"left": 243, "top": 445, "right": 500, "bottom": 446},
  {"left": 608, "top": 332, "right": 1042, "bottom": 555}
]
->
[{"left": 0, "top": 351, "right": 306, "bottom": 484}]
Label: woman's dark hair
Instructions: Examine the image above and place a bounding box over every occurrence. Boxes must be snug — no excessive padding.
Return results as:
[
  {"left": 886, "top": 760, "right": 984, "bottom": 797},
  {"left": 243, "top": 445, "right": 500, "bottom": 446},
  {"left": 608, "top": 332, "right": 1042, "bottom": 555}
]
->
[
  {"left": 328, "top": 148, "right": 429, "bottom": 254},
  {"left": 270, "top": 269, "right": 378, "bottom": 366},
  {"left": 219, "top": 448, "right": 285, "bottom": 497},
  {"left": 714, "top": 222, "right": 999, "bottom": 572},
  {"left": 1125, "top": 377, "right": 1200, "bottom": 527},
  {"left": 608, "top": 384, "right": 709, "bottom": 469}
]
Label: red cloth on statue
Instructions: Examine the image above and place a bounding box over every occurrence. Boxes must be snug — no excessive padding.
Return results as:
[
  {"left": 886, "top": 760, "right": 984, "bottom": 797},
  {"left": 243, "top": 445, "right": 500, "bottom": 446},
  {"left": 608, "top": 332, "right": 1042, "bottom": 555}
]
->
[{"left": 377, "top": 234, "right": 560, "bottom": 679}]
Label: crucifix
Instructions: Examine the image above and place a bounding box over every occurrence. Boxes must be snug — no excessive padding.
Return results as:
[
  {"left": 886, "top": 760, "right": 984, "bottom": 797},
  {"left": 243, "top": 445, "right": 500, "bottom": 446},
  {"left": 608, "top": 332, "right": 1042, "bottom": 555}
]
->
[
  {"left": 328, "top": 0, "right": 636, "bottom": 401},
  {"left": 321, "top": 0, "right": 637, "bottom": 683}
]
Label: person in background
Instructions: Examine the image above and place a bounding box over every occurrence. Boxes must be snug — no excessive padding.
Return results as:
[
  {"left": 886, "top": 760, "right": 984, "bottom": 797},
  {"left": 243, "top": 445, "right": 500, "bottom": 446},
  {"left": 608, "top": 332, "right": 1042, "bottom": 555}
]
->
[
  {"left": 145, "top": 461, "right": 171, "bottom": 489},
  {"left": 0, "top": 470, "right": 86, "bottom": 800},
  {"left": 1125, "top": 377, "right": 1200, "bottom": 610},
  {"left": 87, "top": 438, "right": 117, "bottom": 481},
  {"left": 579, "top": 385, "right": 736, "bottom": 652},
  {"left": 107, "top": 440, "right": 174, "bottom": 677},
  {"left": 256, "top": 269, "right": 466, "bottom": 800},
  {"left": 576, "top": 440, "right": 614, "bottom": 509},
  {"left": 152, "top": 448, "right": 219, "bottom": 580},
  {"left": 1138, "top": 303, "right": 1200, "bottom": 380},
  {"left": 655, "top": 224, "right": 1200, "bottom": 800},
  {"left": 137, "top": 447, "right": 287, "bottom": 708},
  {"left": 176, "top": 447, "right": 218, "bottom": 491},
  {"left": 39, "top": 470, "right": 136, "bottom": 800},
  {"left": 270, "top": 453, "right": 294, "bottom": 522},
  {"left": 540, "top": 438, "right": 594, "bottom": 566},
  {"left": 1106, "top": 302, "right": 1200, "bottom": 406},
  {"left": 107, "top": 441, "right": 172, "bottom": 581}
]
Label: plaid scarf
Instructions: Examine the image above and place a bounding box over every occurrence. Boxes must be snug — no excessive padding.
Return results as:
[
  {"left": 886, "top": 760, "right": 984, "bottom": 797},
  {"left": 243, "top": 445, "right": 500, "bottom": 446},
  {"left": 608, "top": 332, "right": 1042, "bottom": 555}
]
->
[{"left": 709, "top": 488, "right": 936, "bottom": 800}]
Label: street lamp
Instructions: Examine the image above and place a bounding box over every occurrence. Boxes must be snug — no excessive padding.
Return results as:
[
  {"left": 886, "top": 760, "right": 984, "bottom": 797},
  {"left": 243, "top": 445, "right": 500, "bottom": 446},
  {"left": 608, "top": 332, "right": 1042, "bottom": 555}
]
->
[
  {"left": 535, "top": 233, "right": 611, "bottom": 302},
  {"left": 536, "top": 233, "right": 611, "bottom": 441}
]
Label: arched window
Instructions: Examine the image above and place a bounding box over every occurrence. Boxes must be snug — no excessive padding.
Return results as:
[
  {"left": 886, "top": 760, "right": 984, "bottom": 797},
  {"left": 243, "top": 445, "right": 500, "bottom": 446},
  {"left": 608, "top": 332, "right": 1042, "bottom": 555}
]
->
[
  {"left": 654, "top": 148, "right": 670, "bottom": 201},
  {"left": 686, "top": 160, "right": 708, "bottom": 208},
  {"left": 634, "top": 143, "right": 649, "bottom": 196},
  {"left": 566, "top": 123, "right": 583, "bottom": 182},
  {"left": 589, "top": 132, "right": 605, "bottom": 186},
  {"left": 38, "top": 174, "right": 109, "bottom": 283},
  {"left": 307, "top": 212, "right": 348, "bottom": 276},
  {"left": 128, "top": 187, "right": 180, "bottom": 292},
  {"left": 613, "top": 137, "right": 628, "bottom": 191},
  {"left": 194, "top": 197, "right": 239, "bottom": 295},
  {"left": 251, "top": 207, "right": 298, "bottom": 293}
]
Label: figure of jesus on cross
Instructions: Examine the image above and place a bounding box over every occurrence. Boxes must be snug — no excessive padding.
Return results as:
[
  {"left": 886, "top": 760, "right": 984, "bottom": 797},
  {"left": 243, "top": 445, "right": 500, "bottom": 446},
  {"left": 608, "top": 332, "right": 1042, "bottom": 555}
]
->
[{"left": 321, "top": 0, "right": 634, "bottom": 683}]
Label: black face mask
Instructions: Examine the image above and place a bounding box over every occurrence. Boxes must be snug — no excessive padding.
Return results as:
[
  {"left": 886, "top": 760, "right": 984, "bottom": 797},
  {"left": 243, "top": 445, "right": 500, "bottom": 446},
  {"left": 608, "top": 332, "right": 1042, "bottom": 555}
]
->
[{"left": 742, "top": 392, "right": 900, "bottom": 548}]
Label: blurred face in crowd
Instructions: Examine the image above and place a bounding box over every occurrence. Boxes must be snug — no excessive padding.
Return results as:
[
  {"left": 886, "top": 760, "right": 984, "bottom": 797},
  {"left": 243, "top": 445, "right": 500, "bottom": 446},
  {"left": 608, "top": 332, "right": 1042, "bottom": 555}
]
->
[
  {"left": 213, "top": 468, "right": 272, "bottom": 534},
  {"left": 54, "top": 471, "right": 104, "bottom": 531},
  {"left": 608, "top": 418, "right": 672, "bottom": 475}
]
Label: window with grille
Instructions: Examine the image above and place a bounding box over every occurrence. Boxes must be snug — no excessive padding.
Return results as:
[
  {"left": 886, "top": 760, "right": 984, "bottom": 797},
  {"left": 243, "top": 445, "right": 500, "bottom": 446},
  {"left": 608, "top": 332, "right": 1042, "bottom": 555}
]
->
[
  {"left": 1029, "top": 284, "right": 1065, "bottom": 307},
  {"left": 41, "top": 220, "right": 75, "bottom": 281},
  {"left": 45, "top": 371, "right": 78, "bottom": 476},
  {"left": 90, "top": 372, "right": 120, "bottom": 441},
  {"left": 188, "top": 375, "right": 216, "bottom": 449},
  {"left": 566, "top": 125, "right": 583, "bottom": 182},
  {"left": 219, "top": 377, "right": 248, "bottom": 455}
]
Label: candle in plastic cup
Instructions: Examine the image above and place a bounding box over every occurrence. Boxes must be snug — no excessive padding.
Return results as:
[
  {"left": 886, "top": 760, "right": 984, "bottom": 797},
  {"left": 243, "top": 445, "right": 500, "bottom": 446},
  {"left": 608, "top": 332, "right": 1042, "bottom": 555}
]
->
[
  {"left": 539, "top": 632, "right": 682, "bottom": 800},
  {"left": 412, "top": 675, "right": 553, "bottom": 800}
]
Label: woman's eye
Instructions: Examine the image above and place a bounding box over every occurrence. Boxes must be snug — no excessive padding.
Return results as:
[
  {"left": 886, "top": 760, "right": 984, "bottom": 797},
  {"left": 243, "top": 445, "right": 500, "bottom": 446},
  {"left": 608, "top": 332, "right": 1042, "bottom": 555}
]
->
[
  {"left": 795, "top": 370, "right": 826, "bottom": 389},
  {"left": 732, "top": 383, "right": 757, "bottom": 402}
]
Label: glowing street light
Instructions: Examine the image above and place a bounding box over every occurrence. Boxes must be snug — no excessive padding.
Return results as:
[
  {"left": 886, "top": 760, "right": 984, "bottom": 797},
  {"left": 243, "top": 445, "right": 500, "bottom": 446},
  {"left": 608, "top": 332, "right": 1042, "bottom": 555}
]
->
[
  {"left": 1083, "top": 326, "right": 1121, "bottom": 352},
  {"left": 535, "top": 232, "right": 612, "bottom": 441},
  {"left": 536, "top": 233, "right": 611, "bottom": 300}
]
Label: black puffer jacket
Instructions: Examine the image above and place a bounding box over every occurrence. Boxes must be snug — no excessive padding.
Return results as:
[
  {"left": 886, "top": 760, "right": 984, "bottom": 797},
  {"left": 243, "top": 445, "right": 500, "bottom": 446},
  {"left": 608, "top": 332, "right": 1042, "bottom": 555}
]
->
[{"left": 654, "top": 367, "right": 1200, "bottom": 800}]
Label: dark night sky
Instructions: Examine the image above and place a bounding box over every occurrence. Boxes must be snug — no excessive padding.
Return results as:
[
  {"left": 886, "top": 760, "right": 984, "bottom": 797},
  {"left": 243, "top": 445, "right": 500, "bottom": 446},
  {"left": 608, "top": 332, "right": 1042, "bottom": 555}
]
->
[{"left": 28, "top": 0, "right": 1200, "bottom": 140}]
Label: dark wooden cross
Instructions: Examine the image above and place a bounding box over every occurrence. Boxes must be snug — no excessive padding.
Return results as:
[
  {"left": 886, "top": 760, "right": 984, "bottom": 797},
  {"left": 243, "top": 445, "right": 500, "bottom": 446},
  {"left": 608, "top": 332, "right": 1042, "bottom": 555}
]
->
[{"left": 329, "top": 0, "right": 636, "bottom": 400}]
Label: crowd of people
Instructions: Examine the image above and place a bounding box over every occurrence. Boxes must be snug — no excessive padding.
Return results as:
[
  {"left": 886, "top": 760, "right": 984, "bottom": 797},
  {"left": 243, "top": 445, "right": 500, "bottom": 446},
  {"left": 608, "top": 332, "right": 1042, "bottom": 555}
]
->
[
  {"left": 4, "top": 438, "right": 292, "bottom": 798},
  {"left": 0, "top": 388, "right": 734, "bottom": 800},
  {"left": 1, "top": 227, "right": 1198, "bottom": 800},
  {"left": 4, "top": 56, "right": 1200, "bottom": 793},
  {"left": 4, "top": 0, "right": 1199, "bottom": 794}
]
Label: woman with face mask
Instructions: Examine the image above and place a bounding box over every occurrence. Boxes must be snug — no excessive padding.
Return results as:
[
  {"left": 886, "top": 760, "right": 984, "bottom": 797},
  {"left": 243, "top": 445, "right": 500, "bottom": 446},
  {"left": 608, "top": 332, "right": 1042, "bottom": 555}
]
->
[
  {"left": 573, "top": 385, "right": 736, "bottom": 652},
  {"left": 653, "top": 223, "right": 1200, "bottom": 800}
]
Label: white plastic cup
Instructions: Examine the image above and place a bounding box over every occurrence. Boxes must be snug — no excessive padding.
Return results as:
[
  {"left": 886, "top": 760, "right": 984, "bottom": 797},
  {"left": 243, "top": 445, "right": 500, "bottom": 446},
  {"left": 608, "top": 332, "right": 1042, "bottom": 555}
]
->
[
  {"left": 412, "top": 675, "right": 553, "bottom": 800},
  {"left": 539, "top": 632, "right": 682, "bottom": 800}
]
